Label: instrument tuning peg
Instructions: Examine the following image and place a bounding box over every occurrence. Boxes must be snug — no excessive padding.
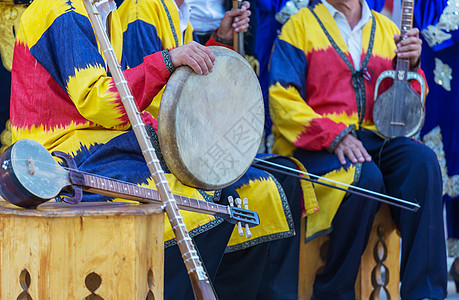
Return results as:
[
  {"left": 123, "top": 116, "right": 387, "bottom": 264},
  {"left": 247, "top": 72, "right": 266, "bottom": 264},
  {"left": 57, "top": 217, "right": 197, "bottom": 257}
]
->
[
  {"left": 228, "top": 196, "right": 234, "bottom": 207},
  {"left": 243, "top": 198, "right": 252, "bottom": 239},
  {"left": 235, "top": 198, "right": 244, "bottom": 237}
]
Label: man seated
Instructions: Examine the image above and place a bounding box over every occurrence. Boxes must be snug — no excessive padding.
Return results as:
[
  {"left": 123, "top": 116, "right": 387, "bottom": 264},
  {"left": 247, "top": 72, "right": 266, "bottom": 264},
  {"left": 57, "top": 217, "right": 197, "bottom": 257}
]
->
[
  {"left": 10, "top": 0, "right": 303, "bottom": 299},
  {"left": 269, "top": 0, "right": 447, "bottom": 299},
  {"left": 117, "top": 0, "right": 314, "bottom": 299}
]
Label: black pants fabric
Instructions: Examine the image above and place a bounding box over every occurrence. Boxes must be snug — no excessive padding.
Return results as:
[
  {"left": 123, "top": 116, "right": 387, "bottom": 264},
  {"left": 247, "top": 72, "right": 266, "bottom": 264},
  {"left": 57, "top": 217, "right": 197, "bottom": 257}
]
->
[{"left": 294, "top": 130, "right": 447, "bottom": 300}]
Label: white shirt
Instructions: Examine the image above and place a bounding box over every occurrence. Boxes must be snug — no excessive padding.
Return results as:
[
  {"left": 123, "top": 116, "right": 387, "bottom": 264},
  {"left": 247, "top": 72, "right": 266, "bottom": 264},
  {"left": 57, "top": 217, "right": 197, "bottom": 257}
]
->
[
  {"left": 172, "top": 0, "right": 192, "bottom": 45},
  {"left": 187, "top": 0, "right": 225, "bottom": 33},
  {"left": 322, "top": 0, "right": 372, "bottom": 70}
]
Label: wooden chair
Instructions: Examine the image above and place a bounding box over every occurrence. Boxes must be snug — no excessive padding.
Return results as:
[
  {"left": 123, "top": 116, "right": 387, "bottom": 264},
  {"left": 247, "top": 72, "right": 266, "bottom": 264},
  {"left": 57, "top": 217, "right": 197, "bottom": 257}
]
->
[{"left": 298, "top": 204, "right": 400, "bottom": 299}]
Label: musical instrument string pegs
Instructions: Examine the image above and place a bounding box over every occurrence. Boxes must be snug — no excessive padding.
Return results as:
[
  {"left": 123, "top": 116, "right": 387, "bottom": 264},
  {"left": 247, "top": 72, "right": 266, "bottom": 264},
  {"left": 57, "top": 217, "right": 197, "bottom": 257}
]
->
[
  {"left": 243, "top": 198, "right": 252, "bottom": 239},
  {"left": 235, "top": 198, "right": 244, "bottom": 237}
]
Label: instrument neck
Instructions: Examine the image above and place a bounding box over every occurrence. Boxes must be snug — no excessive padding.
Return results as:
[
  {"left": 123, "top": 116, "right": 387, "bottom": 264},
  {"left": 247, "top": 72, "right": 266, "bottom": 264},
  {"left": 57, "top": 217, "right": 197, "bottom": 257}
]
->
[
  {"left": 395, "top": 0, "right": 414, "bottom": 80},
  {"left": 69, "top": 169, "right": 228, "bottom": 216}
]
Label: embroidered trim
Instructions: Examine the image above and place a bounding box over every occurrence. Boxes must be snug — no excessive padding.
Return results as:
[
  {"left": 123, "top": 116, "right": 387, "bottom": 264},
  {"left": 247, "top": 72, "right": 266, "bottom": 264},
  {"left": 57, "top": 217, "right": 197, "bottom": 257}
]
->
[
  {"left": 421, "top": 0, "right": 459, "bottom": 47},
  {"left": 212, "top": 33, "right": 233, "bottom": 47},
  {"left": 275, "top": 0, "right": 309, "bottom": 24},
  {"left": 422, "top": 126, "right": 459, "bottom": 198},
  {"left": 145, "top": 124, "right": 171, "bottom": 172},
  {"left": 159, "top": 0, "right": 179, "bottom": 46},
  {"left": 224, "top": 174, "right": 296, "bottom": 253},
  {"left": 434, "top": 58, "right": 453, "bottom": 91},
  {"left": 161, "top": 49, "right": 175, "bottom": 73},
  {"left": 327, "top": 126, "right": 353, "bottom": 153},
  {"left": 448, "top": 238, "right": 459, "bottom": 257},
  {"left": 164, "top": 218, "right": 225, "bottom": 249}
]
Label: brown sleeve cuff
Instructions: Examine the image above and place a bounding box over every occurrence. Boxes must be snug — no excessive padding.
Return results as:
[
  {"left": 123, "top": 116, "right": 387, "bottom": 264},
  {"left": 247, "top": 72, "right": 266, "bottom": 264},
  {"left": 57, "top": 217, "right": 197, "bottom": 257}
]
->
[
  {"left": 327, "top": 126, "right": 354, "bottom": 153},
  {"left": 161, "top": 49, "right": 175, "bottom": 73}
]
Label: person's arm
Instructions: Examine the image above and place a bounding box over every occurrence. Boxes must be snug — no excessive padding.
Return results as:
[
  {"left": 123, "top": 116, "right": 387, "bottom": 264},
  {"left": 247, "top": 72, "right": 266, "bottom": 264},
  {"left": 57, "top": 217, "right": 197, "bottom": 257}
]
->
[
  {"left": 118, "top": 0, "right": 215, "bottom": 75},
  {"left": 205, "top": 1, "right": 251, "bottom": 49},
  {"left": 19, "top": 3, "right": 170, "bottom": 129}
]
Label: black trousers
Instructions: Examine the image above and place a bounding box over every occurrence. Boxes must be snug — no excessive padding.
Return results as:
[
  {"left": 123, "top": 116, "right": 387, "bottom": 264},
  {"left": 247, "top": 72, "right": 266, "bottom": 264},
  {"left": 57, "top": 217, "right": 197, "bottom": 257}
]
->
[
  {"left": 294, "top": 130, "right": 447, "bottom": 300},
  {"left": 214, "top": 157, "right": 303, "bottom": 300}
]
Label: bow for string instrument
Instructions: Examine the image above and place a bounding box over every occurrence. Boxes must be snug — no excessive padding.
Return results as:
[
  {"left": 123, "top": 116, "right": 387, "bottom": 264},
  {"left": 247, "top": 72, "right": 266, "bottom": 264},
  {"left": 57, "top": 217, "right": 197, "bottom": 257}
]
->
[
  {"left": 82, "top": 1, "right": 220, "bottom": 299},
  {"left": 252, "top": 158, "right": 420, "bottom": 212},
  {"left": 373, "top": 0, "right": 426, "bottom": 138}
]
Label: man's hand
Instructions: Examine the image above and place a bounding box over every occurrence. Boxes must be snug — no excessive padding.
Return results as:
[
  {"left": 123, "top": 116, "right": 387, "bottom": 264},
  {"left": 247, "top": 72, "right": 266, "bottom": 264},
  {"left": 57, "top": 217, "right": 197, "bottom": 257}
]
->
[
  {"left": 169, "top": 41, "right": 215, "bottom": 75},
  {"left": 215, "top": 1, "right": 251, "bottom": 41},
  {"left": 394, "top": 28, "right": 422, "bottom": 70},
  {"left": 333, "top": 134, "right": 372, "bottom": 165}
]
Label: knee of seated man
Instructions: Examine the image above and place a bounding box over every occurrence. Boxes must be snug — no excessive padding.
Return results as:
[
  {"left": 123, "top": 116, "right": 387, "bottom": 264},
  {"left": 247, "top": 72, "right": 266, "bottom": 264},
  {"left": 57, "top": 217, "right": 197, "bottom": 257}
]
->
[{"left": 358, "top": 161, "right": 385, "bottom": 192}]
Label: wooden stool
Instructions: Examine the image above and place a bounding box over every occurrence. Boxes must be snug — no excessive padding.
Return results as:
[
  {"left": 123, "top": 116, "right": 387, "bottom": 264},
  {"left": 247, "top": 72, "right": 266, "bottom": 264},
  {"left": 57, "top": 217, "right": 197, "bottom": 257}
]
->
[
  {"left": 298, "top": 204, "right": 400, "bottom": 299},
  {"left": 0, "top": 200, "right": 164, "bottom": 299}
]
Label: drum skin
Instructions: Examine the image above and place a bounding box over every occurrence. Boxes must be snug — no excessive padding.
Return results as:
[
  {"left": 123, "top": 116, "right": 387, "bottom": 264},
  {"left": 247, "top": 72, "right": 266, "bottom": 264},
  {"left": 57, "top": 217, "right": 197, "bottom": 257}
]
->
[{"left": 159, "top": 46, "right": 264, "bottom": 190}]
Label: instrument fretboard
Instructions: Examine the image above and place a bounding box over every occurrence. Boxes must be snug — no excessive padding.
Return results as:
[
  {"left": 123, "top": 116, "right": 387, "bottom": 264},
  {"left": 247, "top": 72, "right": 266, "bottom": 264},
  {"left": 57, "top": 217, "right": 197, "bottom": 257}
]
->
[
  {"left": 400, "top": 0, "right": 414, "bottom": 37},
  {"left": 80, "top": 172, "right": 228, "bottom": 215}
]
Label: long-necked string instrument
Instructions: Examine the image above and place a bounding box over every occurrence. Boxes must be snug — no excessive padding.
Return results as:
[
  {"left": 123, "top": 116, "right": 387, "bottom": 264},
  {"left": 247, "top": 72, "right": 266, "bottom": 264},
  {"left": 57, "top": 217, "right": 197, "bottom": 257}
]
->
[
  {"left": 252, "top": 158, "right": 420, "bottom": 212},
  {"left": 83, "top": 1, "right": 218, "bottom": 299},
  {"left": 373, "top": 0, "right": 426, "bottom": 138},
  {"left": 232, "top": 0, "right": 245, "bottom": 55},
  {"left": 0, "top": 139, "right": 259, "bottom": 229}
]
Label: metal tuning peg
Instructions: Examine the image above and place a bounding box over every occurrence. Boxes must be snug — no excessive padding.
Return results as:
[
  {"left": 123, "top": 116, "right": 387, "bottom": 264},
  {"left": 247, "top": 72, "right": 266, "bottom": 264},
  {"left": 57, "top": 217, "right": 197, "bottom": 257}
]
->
[
  {"left": 243, "top": 198, "right": 252, "bottom": 239},
  {"left": 228, "top": 196, "right": 234, "bottom": 207},
  {"left": 235, "top": 198, "right": 244, "bottom": 237}
]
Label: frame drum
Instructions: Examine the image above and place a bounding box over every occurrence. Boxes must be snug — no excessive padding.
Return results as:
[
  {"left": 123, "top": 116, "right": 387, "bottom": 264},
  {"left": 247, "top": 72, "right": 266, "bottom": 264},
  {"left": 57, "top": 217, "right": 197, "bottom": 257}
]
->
[{"left": 159, "top": 46, "right": 264, "bottom": 190}]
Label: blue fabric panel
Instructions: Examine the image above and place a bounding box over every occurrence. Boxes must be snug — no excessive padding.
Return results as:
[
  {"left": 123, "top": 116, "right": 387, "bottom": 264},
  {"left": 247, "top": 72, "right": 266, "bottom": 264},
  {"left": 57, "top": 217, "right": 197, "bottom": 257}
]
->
[
  {"left": 414, "top": 0, "right": 459, "bottom": 51},
  {"left": 270, "top": 38, "right": 308, "bottom": 100},
  {"left": 122, "top": 19, "right": 163, "bottom": 68},
  {"left": 0, "top": 53, "right": 10, "bottom": 132},
  {"left": 30, "top": 10, "right": 104, "bottom": 91},
  {"left": 71, "top": 131, "right": 152, "bottom": 202}
]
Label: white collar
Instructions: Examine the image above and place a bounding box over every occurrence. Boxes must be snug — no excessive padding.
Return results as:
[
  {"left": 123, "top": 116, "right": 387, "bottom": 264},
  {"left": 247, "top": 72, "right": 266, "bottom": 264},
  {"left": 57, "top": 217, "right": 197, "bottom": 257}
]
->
[{"left": 322, "top": 0, "right": 372, "bottom": 28}]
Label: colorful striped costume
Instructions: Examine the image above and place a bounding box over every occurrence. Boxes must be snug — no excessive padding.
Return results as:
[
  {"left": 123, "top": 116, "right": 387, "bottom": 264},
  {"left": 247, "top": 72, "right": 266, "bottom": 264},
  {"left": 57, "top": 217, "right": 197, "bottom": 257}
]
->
[{"left": 269, "top": 0, "right": 426, "bottom": 240}]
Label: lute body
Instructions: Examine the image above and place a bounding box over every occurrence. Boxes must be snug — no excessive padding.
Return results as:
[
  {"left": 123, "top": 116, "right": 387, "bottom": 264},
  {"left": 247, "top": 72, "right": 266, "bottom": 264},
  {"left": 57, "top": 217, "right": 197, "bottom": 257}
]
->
[{"left": 373, "top": 0, "right": 426, "bottom": 138}]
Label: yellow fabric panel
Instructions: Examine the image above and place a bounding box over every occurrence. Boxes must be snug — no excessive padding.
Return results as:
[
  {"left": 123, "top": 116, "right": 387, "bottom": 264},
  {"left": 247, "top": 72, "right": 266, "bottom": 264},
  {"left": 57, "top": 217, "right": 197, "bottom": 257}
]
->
[
  {"left": 367, "top": 11, "right": 400, "bottom": 60},
  {"left": 66, "top": 65, "right": 125, "bottom": 128},
  {"left": 279, "top": 5, "right": 349, "bottom": 57},
  {"left": 269, "top": 83, "right": 320, "bottom": 152},
  {"left": 227, "top": 177, "right": 290, "bottom": 247},
  {"left": 109, "top": 11, "right": 125, "bottom": 63},
  {"left": 305, "top": 165, "right": 356, "bottom": 240},
  {"left": 323, "top": 111, "right": 359, "bottom": 127},
  {"left": 17, "top": 0, "right": 84, "bottom": 47},
  {"left": 12, "top": 122, "right": 127, "bottom": 155}
]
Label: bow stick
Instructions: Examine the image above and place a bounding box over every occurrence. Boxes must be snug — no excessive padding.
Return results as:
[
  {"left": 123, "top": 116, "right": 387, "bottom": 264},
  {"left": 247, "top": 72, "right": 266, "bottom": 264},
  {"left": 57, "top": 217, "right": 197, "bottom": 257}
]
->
[{"left": 252, "top": 158, "right": 420, "bottom": 212}]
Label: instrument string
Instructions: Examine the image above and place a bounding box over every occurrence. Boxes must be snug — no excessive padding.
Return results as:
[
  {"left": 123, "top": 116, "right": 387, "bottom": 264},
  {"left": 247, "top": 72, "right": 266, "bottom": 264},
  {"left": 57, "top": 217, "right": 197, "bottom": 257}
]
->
[{"left": 252, "top": 158, "right": 420, "bottom": 211}]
